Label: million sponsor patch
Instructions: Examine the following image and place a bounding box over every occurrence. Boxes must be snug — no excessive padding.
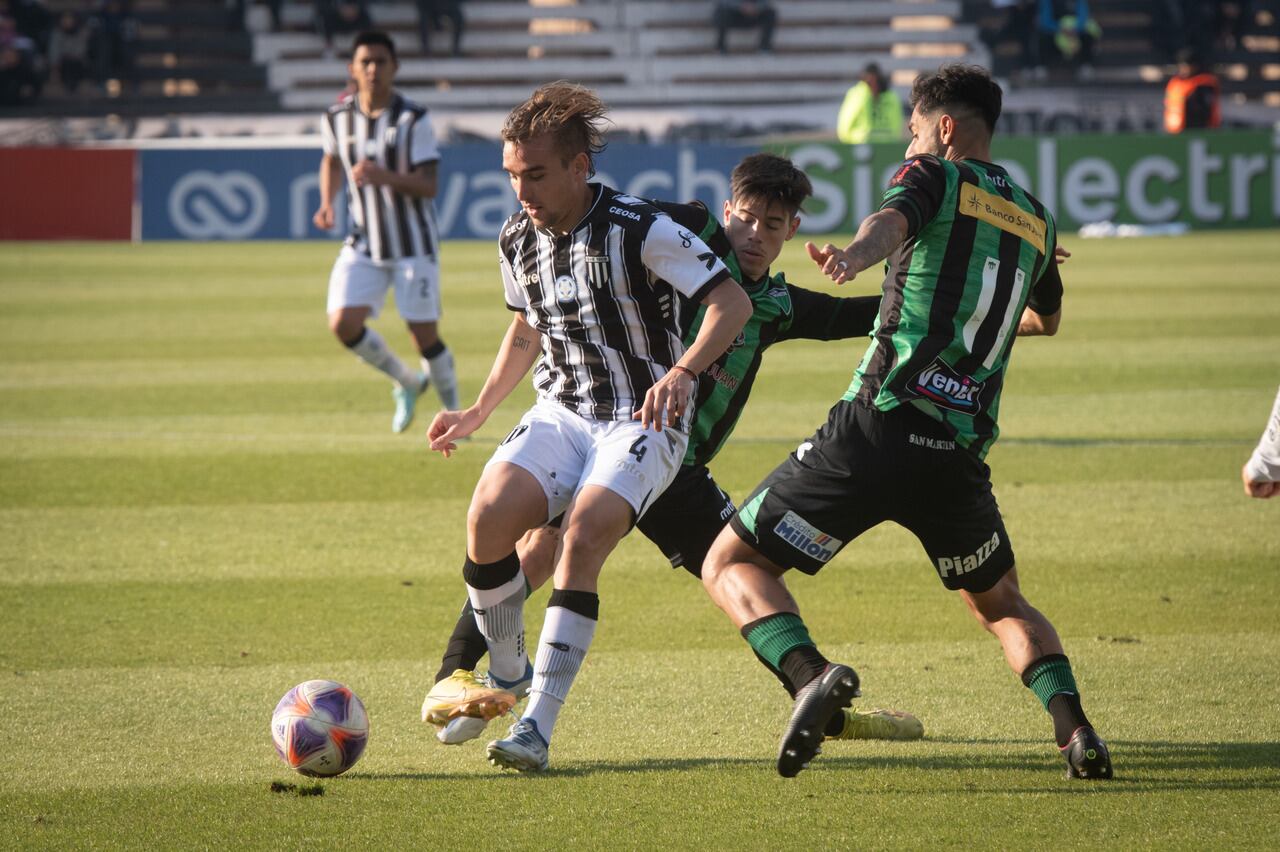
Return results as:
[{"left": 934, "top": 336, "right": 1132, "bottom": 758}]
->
[
  {"left": 957, "top": 183, "right": 1046, "bottom": 253},
  {"left": 773, "top": 510, "right": 842, "bottom": 563}
]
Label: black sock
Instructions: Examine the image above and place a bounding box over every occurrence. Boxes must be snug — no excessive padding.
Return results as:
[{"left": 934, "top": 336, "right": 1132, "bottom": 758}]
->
[
  {"left": 1048, "top": 692, "right": 1091, "bottom": 748},
  {"left": 420, "top": 339, "right": 447, "bottom": 360},
  {"left": 434, "top": 599, "right": 487, "bottom": 684},
  {"left": 753, "top": 649, "right": 796, "bottom": 699},
  {"left": 779, "top": 645, "right": 830, "bottom": 696}
]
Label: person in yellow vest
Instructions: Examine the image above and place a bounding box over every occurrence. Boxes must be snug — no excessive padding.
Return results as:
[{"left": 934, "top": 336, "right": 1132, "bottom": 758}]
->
[
  {"left": 836, "top": 63, "right": 904, "bottom": 145},
  {"left": 1164, "top": 48, "right": 1221, "bottom": 133}
]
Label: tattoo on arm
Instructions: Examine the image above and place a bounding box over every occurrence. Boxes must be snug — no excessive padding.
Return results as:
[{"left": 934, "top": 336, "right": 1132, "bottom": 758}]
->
[
  {"left": 851, "top": 215, "right": 905, "bottom": 272},
  {"left": 512, "top": 335, "right": 532, "bottom": 351}
]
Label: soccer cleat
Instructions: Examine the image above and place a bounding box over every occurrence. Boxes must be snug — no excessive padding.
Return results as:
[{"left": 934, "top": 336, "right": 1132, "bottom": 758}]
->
[
  {"left": 827, "top": 707, "right": 924, "bottom": 741},
  {"left": 421, "top": 669, "right": 518, "bottom": 725},
  {"left": 1062, "top": 726, "right": 1113, "bottom": 779},
  {"left": 437, "top": 714, "right": 490, "bottom": 745},
  {"left": 778, "top": 663, "right": 860, "bottom": 778},
  {"left": 391, "top": 373, "right": 429, "bottom": 433},
  {"left": 487, "top": 719, "right": 549, "bottom": 772}
]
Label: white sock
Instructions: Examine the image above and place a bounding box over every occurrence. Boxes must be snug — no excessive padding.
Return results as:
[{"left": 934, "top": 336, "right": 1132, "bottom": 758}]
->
[
  {"left": 421, "top": 346, "right": 460, "bottom": 410},
  {"left": 524, "top": 605, "right": 597, "bottom": 745},
  {"left": 349, "top": 327, "right": 418, "bottom": 389},
  {"left": 466, "top": 572, "right": 527, "bottom": 682}
]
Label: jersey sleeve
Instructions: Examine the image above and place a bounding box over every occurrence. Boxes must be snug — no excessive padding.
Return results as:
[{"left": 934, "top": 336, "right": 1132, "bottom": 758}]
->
[
  {"left": 879, "top": 156, "right": 948, "bottom": 239},
  {"left": 779, "top": 285, "right": 880, "bottom": 342},
  {"left": 1026, "top": 249, "right": 1064, "bottom": 316},
  {"left": 320, "top": 113, "right": 337, "bottom": 157},
  {"left": 499, "top": 247, "right": 526, "bottom": 311},
  {"left": 409, "top": 112, "right": 441, "bottom": 166},
  {"left": 641, "top": 214, "right": 732, "bottom": 303},
  {"left": 1244, "top": 384, "right": 1280, "bottom": 484}
]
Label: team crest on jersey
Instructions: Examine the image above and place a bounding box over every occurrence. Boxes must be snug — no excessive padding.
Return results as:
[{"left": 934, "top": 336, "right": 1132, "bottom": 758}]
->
[
  {"left": 585, "top": 255, "right": 611, "bottom": 290},
  {"left": 555, "top": 274, "right": 578, "bottom": 302},
  {"left": 911, "top": 358, "right": 985, "bottom": 413},
  {"left": 384, "top": 127, "right": 398, "bottom": 148}
]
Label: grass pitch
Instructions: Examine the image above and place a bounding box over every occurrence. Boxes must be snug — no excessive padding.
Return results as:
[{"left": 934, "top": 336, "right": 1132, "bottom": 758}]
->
[{"left": 1, "top": 232, "right": 1279, "bottom": 849}]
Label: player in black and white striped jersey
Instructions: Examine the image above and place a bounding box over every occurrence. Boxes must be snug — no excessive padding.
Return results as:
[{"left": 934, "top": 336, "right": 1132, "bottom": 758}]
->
[
  {"left": 313, "top": 30, "right": 459, "bottom": 434},
  {"left": 426, "top": 82, "right": 752, "bottom": 772}
]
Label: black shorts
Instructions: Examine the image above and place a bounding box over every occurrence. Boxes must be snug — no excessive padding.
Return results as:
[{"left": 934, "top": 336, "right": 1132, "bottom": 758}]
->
[
  {"left": 636, "top": 464, "right": 736, "bottom": 578},
  {"left": 728, "top": 399, "right": 1014, "bottom": 592}
]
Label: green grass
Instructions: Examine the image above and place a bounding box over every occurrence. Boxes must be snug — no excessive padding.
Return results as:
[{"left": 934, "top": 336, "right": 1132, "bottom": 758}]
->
[{"left": 2, "top": 232, "right": 1279, "bottom": 849}]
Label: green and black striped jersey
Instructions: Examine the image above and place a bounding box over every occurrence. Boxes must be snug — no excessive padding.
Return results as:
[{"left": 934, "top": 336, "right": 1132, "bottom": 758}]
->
[
  {"left": 655, "top": 200, "right": 879, "bottom": 468},
  {"left": 846, "top": 154, "right": 1064, "bottom": 460}
]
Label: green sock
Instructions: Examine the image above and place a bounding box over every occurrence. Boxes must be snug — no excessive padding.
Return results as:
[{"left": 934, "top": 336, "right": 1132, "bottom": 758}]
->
[
  {"left": 743, "top": 613, "right": 814, "bottom": 670},
  {"left": 1022, "top": 655, "right": 1079, "bottom": 711}
]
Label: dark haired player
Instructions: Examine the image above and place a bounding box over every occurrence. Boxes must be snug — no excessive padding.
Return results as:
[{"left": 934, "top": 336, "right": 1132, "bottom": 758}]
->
[
  {"left": 701, "top": 64, "right": 1114, "bottom": 780},
  {"left": 313, "top": 30, "right": 460, "bottom": 433},
  {"left": 422, "top": 153, "right": 925, "bottom": 752}
]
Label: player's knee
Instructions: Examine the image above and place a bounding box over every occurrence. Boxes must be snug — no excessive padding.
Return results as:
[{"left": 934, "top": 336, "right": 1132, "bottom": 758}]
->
[{"left": 329, "top": 313, "right": 363, "bottom": 344}]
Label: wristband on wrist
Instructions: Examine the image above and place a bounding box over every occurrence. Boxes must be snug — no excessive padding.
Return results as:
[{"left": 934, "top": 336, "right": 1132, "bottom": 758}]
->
[{"left": 672, "top": 364, "right": 698, "bottom": 380}]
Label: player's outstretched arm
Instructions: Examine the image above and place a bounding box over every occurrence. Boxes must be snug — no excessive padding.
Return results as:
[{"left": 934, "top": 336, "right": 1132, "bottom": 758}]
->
[
  {"left": 1242, "top": 384, "right": 1280, "bottom": 498},
  {"left": 806, "top": 209, "right": 909, "bottom": 285},
  {"left": 637, "top": 279, "right": 752, "bottom": 431},
  {"left": 428, "top": 314, "right": 541, "bottom": 457}
]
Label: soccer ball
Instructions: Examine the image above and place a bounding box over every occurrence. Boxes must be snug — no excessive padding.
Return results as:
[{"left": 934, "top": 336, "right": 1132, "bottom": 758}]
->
[{"left": 270, "top": 680, "right": 369, "bottom": 777}]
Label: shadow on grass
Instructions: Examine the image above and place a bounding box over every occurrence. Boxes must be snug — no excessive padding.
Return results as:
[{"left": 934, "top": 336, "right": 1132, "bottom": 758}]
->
[{"left": 350, "top": 740, "right": 1280, "bottom": 788}]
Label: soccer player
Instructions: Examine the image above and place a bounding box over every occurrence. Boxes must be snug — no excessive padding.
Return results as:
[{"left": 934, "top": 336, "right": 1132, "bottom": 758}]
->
[
  {"left": 700, "top": 64, "right": 1115, "bottom": 780},
  {"left": 425, "top": 82, "right": 753, "bottom": 772},
  {"left": 1242, "top": 385, "right": 1280, "bottom": 498},
  {"left": 312, "top": 30, "right": 460, "bottom": 434},
  {"left": 422, "top": 153, "right": 925, "bottom": 748}
]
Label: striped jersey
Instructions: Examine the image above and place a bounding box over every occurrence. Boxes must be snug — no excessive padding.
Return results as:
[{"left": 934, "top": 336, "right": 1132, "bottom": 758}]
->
[
  {"left": 847, "top": 154, "right": 1064, "bottom": 459},
  {"left": 658, "top": 200, "right": 880, "bottom": 468},
  {"left": 321, "top": 92, "right": 441, "bottom": 262},
  {"left": 498, "top": 184, "right": 733, "bottom": 422}
]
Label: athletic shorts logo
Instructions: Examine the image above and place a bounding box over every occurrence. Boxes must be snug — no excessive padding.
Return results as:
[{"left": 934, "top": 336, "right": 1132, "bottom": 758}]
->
[
  {"left": 911, "top": 359, "right": 985, "bottom": 413},
  {"left": 935, "top": 531, "right": 1001, "bottom": 579},
  {"left": 773, "top": 510, "right": 842, "bottom": 563}
]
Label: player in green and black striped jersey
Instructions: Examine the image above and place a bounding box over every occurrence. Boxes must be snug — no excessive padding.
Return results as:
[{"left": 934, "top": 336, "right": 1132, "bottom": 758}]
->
[
  {"left": 703, "top": 66, "right": 1113, "bottom": 780},
  {"left": 422, "top": 154, "right": 925, "bottom": 746}
]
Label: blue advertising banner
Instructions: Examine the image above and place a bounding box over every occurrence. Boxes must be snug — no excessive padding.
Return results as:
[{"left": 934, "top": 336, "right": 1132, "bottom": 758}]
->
[{"left": 140, "top": 143, "right": 755, "bottom": 242}]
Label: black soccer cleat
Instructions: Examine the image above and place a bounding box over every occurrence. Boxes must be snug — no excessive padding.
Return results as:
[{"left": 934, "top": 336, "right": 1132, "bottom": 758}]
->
[
  {"left": 1061, "top": 726, "right": 1114, "bottom": 780},
  {"left": 777, "top": 664, "right": 860, "bottom": 778}
]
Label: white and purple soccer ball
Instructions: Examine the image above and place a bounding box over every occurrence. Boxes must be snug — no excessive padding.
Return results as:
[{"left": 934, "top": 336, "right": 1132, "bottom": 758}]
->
[{"left": 271, "top": 680, "right": 369, "bottom": 777}]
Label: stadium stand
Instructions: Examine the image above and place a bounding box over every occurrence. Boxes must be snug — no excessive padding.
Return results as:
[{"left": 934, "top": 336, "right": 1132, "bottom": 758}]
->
[
  {"left": 257, "top": 1, "right": 986, "bottom": 112},
  {"left": 964, "top": 0, "right": 1280, "bottom": 108}
]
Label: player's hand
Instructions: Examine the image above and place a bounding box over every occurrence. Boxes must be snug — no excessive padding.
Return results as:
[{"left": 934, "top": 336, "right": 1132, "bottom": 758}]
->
[
  {"left": 634, "top": 367, "right": 694, "bottom": 432},
  {"left": 1054, "top": 244, "right": 1071, "bottom": 265},
  {"left": 313, "top": 205, "right": 334, "bottom": 230},
  {"left": 428, "top": 406, "right": 485, "bottom": 458},
  {"left": 352, "top": 161, "right": 390, "bottom": 188},
  {"left": 1242, "top": 464, "right": 1280, "bottom": 499},
  {"left": 806, "top": 241, "right": 856, "bottom": 285}
]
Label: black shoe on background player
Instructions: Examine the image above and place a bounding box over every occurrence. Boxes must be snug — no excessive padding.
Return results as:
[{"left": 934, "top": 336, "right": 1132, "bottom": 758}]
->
[
  {"left": 1061, "top": 726, "right": 1113, "bottom": 779},
  {"left": 777, "top": 663, "right": 860, "bottom": 778}
]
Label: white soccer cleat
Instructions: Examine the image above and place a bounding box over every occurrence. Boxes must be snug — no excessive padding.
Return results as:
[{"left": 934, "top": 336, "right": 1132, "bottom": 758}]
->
[
  {"left": 487, "top": 719, "right": 549, "bottom": 773},
  {"left": 391, "top": 373, "right": 429, "bottom": 433}
]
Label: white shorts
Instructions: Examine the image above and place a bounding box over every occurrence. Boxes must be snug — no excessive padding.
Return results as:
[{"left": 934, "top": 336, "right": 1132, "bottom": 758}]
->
[
  {"left": 326, "top": 245, "right": 441, "bottom": 322},
  {"left": 485, "top": 397, "right": 688, "bottom": 524}
]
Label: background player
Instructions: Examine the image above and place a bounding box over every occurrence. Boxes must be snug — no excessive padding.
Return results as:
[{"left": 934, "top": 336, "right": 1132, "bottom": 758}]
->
[
  {"left": 313, "top": 30, "right": 460, "bottom": 434},
  {"left": 700, "top": 65, "right": 1114, "bottom": 781},
  {"left": 422, "top": 153, "right": 924, "bottom": 747},
  {"left": 1242, "top": 384, "right": 1280, "bottom": 498},
  {"left": 425, "top": 82, "right": 752, "bottom": 772}
]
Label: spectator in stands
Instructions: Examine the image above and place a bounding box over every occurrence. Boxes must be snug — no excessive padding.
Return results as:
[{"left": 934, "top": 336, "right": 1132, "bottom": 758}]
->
[
  {"left": 89, "top": 0, "right": 138, "bottom": 85},
  {"left": 4, "top": 0, "right": 50, "bottom": 55},
  {"left": 836, "top": 62, "right": 903, "bottom": 144},
  {"left": 49, "top": 10, "right": 90, "bottom": 94},
  {"left": 415, "top": 0, "right": 464, "bottom": 56},
  {"left": 713, "top": 0, "right": 776, "bottom": 55},
  {"left": 1032, "top": 0, "right": 1100, "bottom": 80},
  {"left": 1164, "top": 48, "right": 1221, "bottom": 133},
  {"left": 317, "top": 0, "right": 372, "bottom": 57},
  {"left": 0, "top": 13, "right": 42, "bottom": 104}
]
